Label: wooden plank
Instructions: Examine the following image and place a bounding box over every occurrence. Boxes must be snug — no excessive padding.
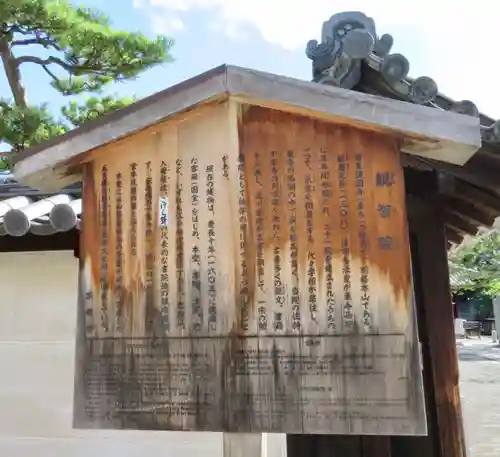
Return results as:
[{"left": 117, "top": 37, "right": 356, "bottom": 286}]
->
[
  {"left": 236, "top": 104, "right": 425, "bottom": 429},
  {"left": 445, "top": 226, "right": 464, "bottom": 245},
  {"left": 73, "top": 101, "right": 426, "bottom": 435},
  {"left": 443, "top": 212, "right": 479, "bottom": 236},
  {"left": 13, "top": 66, "right": 480, "bottom": 191},
  {"left": 444, "top": 197, "right": 495, "bottom": 227},
  {"left": 223, "top": 433, "right": 262, "bottom": 457},
  {"left": 227, "top": 67, "right": 480, "bottom": 165},
  {"left": 455, "top": 180, "right": 500, "bottom": 213},
  {"left": 409, "top": 195, "right": 467, "bottom": 457},
  {"left": 13, "top": 70, "right": 229, "bottom": 192}
]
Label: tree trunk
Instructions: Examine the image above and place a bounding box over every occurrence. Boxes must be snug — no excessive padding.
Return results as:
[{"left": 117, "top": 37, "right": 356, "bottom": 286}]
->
[{"left": 0, "top": 37, "right": 28, "bottom": 108}]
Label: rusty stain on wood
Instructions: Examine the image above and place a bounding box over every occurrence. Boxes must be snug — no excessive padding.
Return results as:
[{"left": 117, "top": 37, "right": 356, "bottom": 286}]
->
[
  {"left": 73, "top": 101, "right": 426, "bottom": 435},
  {"left": 240, "top": 107, "right": 413, "bottom": 332}
]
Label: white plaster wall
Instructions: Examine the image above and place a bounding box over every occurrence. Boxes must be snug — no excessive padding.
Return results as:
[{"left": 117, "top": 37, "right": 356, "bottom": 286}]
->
[{"left": 0, "top": 250, "right": 286, "bottom": 457}]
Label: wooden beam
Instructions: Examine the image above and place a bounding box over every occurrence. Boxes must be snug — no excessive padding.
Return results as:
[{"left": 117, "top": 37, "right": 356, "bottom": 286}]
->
[
  {"left": 474, "top": 142, "right": 500, "bottom": 162},
  {"left": 404, "top": 168, "right": 456, "bottom": 204},
  {"left": 361, "top": 436, "right": 392, "bottom": 457},
  {"left": 455, "top": 180, "right": 500, "bottom": 213},
  {"left": 229, "top": 67, "right": 480, "bottom": 165},
  {"left": 444, "top": 212, "right": 479, "bottom": 236},
  {"left": 437, "top": 172, "right": 456, "bottom": 195},
  {"left": 410, "top": 200, "right": 468, "bottom": 457},
  {"left": 445, "top": 226, "right": 463, "bottom": 245},
  {"left": 287, "top": 435, "right": 391, "bottom": 457},
  {"left": 404, "top": 167, "right": 439, "bottom": 197},
  {"left": 14, "top": 65, "right": 480, "bottom": 191},
  {"left": 0, "top": 228, "right": 78, "bottom": 252},
  {"left": 464, "top": 153, "right": 500, "bottom": 188},
  {"left": 444, "top": 197, "right": 495, "bottom": 227},
  {"left": 411, "top": 156, "right": 500, "bottom": 192}
]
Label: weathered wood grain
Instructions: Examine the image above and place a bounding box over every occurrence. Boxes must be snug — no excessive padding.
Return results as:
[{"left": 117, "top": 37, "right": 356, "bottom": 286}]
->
[
  {"left": 223, "top": 433, "right": 262, "bottom": 457},
  {"left": 13, "top": 65, "right": 480, "bottom": 191},
  {"left": 408, "top": 194, "right": 467, "bottom": 457},
  {"left": 73, "top": 101, "right": 426, "bottom": 435}
]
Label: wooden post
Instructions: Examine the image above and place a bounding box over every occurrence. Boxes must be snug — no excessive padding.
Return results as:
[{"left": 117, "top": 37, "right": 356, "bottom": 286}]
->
[{"left": 408, "top": 187, "right": 467, "bottom": 457}]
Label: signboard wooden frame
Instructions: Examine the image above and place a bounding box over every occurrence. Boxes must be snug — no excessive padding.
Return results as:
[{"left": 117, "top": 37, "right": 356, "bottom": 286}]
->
[{"left": 73, "top": 101, "right": 427, "bottom": 435}]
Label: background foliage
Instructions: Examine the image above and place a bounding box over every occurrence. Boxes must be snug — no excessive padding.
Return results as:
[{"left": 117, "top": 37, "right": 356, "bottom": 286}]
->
[{"left": 449, "top": 229, "right": 500, "bottom": 297}]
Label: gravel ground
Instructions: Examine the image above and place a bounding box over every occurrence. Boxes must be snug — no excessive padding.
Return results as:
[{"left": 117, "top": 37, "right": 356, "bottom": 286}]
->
[{"left": 458, "top": 338, "right": 500, "bottom": 457}]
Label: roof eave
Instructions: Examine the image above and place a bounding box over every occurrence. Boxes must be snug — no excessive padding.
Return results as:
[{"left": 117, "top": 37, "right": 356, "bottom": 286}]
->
[
  {"left": 13, "top": 65, "right": 481, "bottom": 192},
  {"left": 13, "top": 65, "right": 231, "bottom": 191}
]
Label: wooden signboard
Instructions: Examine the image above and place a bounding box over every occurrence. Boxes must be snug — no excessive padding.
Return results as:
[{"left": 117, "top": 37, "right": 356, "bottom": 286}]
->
[{"left": 73, "top": 101, "right": 426, "bottom": 435}]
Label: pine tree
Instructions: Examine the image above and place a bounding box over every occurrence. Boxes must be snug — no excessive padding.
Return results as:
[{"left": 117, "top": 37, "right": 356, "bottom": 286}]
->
[{"left": 0, "top": 0, "right": 173, "bottom": 168}]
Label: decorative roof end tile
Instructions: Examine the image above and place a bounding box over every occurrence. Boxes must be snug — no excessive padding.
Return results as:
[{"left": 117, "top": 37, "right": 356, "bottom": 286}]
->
[{"left": 306, "top": 11, "right": 499, "bottom": 143}]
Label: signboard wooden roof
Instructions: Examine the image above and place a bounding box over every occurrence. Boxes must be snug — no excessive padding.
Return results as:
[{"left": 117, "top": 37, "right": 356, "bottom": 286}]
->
[
  {"left": 13, "top": 64, "right": 480, "bottom": 192},
  {"left": 10, "top": 63, "right": 483, "bottom": 437}
]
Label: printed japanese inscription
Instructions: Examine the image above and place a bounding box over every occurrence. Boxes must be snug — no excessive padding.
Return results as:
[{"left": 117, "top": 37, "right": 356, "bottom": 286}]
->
[{"left": 75, "top": 104, "right": 425, "bottom": 436}]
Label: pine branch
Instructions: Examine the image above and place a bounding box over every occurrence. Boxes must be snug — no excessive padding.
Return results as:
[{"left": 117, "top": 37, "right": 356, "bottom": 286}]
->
[
  {"left": 16, "top": 53, "right": 100, "bottom": 74},
  {"left": 16, "top": 53, "right": 62, "bottom": 66},
  {"left": 11, "top": 36, "right": 62, "bottom": 51},
  {"left": 39, "top": 63, "right": 60, "bottom": 83},
  {"left": 0, "top": 0, "right": 174, "bottom": 156}
]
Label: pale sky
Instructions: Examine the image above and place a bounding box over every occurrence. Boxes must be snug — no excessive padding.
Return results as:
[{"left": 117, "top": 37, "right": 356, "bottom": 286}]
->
[
  {"left": 1, "top": 0, "right": 498, "bottom": 152},
  {"left": 134, "top": 0, "right": 500, "bottom": 118}
]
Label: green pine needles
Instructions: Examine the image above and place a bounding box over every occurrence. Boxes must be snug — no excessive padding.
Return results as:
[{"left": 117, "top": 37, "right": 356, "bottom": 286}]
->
[{"left": 0, "top": 0, "right": 173, "bottom": 168}]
